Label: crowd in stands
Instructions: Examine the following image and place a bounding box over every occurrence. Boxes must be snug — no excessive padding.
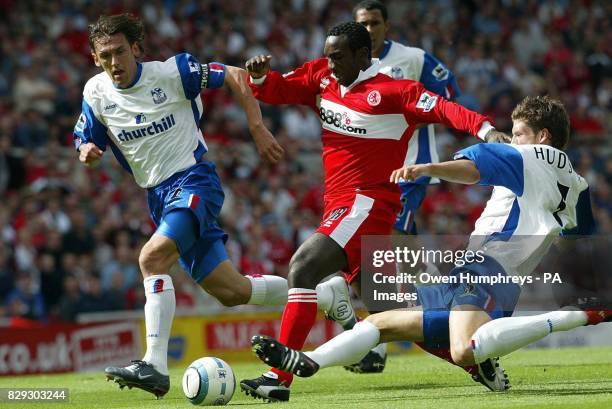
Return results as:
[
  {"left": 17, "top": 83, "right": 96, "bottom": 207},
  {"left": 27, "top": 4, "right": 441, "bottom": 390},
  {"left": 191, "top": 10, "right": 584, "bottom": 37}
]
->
[{"left": 0, "top": 0, "right": 610, "bottom": 323}]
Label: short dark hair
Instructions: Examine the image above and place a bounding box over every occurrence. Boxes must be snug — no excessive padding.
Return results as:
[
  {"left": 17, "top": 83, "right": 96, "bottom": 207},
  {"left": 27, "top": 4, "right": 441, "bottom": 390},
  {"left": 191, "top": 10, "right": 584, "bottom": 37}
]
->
[
  {"left": 511, "top": 96, "right": 570, "bottom": 149},
  {"left": 353, "top": 0, "right": 388, "bottom": 21},
  {"left": 327, "top": 22, "right": 372, "bottom": 59},
  {"left": 88, "top": 13, "right": 144, "bottom": 52}
]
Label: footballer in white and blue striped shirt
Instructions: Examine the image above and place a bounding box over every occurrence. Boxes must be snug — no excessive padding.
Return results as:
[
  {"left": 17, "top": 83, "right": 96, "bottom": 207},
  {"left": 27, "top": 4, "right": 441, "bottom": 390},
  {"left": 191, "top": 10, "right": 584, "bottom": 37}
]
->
[{"left": 74, "top": 12, "right": 290, "bottom": 399}]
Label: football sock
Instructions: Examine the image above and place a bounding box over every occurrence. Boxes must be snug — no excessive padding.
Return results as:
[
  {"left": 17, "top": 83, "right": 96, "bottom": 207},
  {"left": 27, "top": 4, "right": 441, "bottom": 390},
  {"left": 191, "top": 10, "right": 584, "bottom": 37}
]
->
[
  {"left": 247, "top": 275, "right": 348, "bottom": 312},
  {"left": 305, "top": 320, "right": 380, "bottom": 368},
  {"left": 246, "top": 274, "right": 288, "bottom": 306},
  {"left": 315, "top": 277, "right": 357, "bottom": 329},
  {"left": 142, "top": 274, "right": 175, "bottom": 375},
  {"left": 269, "top": 288, "right": 318, "bottom": 385},
  {"left": 314, "top": 280, "right": 333, "bottom": 313},
  {"left": 471, "top": 309, "right": 588, "bottom": 363}
]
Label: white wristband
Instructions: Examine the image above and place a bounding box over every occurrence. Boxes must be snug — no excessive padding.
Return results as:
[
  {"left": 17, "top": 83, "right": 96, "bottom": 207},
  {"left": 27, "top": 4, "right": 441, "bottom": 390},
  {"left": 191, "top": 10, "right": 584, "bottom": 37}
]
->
[
  {"left": 249, "top": 74, "right": 267, "bottom": 85},
  {"left": 477, "top": 121, "right": 494, "bottom": 140}
]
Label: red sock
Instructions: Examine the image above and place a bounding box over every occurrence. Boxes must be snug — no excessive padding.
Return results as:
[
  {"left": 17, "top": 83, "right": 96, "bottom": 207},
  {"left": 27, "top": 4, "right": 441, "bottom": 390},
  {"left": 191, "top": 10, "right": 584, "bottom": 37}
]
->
[{"left": 268, "top": 288, "right": 317, "bottom": 386}]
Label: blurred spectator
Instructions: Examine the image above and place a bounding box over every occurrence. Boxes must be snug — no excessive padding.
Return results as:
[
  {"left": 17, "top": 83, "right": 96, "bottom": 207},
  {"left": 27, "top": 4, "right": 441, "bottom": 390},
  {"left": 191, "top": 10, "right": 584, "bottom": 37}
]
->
[
  {"left": 0, "top": 244, "right": 14, "bottom": 301},
  {"left": 37, "top": 251, "right": 64, "bottom": 315},
  {"left": 5, "top": 273, "right": 46, "bottom": 321},
  {"left": 77, "top": 273, "right": 113, "bottom": 314},
  {"left": 57, "top": 274, "right": 82, "bottom": 322},
  {"left": 40, "top": 198, "right": 71, "bottom": 234},
  {"left": 100, "top": 245, "right": 140, "bottom": 291},
  {"left": 106, "top": 273, "right": 127, "bottom": 311}
]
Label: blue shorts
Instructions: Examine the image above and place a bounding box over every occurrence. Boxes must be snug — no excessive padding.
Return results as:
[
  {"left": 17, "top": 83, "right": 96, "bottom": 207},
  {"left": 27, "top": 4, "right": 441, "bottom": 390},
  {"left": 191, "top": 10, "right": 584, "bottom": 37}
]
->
[
  {"left": 147, "top": 161, "right": 228, "bottom": 283},
  {"left": 416, "top": 256, "right": 521, "bottom": 349},
  {"left": 394, "top": 182, "right": 428, "bottom": 234}
]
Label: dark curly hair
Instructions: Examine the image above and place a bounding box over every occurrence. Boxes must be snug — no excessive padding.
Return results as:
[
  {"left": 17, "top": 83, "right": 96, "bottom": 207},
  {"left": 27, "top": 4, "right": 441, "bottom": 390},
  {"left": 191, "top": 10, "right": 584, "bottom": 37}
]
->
[
  {"left": 88, "top": 13, "right": 144, "bottom": 52},
  {"left": 353, "top": 0, "right": 388, "bottom": 21},
  {"left": 511, "top": 96, "right": 570, "bottom": 149},
  {"left": 327, "top": 21, "right": 372, "bottom": 59}
]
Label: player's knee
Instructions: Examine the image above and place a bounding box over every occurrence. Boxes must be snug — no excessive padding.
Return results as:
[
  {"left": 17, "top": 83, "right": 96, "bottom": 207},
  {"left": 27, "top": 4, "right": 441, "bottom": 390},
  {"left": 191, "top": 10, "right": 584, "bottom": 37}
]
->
[
  {"left": 287, "top": 250, "right": 321, "bottom": 288},
  {"left": 365, "top": 313, "right": 405, "bottom": 342},
  {"left": 450, "top": 340, "right": 475, "bottom": 367},
  {"left": 364, "top": 313, "right": 387, "bottom": 331},
  {"left": 139, "top": 239, "right": 176, "bottom": 276}
]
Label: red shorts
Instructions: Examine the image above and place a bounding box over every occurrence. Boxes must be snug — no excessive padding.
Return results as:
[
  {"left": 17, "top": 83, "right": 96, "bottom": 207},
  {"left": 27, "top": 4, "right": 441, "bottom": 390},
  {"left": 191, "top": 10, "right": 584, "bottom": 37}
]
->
[{"left": 316, "top": 191, "right": 399, "bottom": 284}]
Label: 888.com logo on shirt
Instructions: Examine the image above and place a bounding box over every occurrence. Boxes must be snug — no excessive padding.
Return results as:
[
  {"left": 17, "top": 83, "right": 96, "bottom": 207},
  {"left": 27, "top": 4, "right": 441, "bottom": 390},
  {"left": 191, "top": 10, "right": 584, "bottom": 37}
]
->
[{"left": 319, "top": 107, "right": 367, "bottom": 136}]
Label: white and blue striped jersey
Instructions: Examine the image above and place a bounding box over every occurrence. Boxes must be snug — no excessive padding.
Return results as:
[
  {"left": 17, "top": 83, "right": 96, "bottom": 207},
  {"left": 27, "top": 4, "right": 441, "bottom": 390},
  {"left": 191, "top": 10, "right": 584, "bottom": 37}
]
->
[
  {"left": 455, "top": 143, "right": 595, "bottom": 276},
  {"left": 74, "top": 53, "right": 226, "bottom": 188},
  {"left": 376, "top": 40, "right": 461, "bottom": 184}
]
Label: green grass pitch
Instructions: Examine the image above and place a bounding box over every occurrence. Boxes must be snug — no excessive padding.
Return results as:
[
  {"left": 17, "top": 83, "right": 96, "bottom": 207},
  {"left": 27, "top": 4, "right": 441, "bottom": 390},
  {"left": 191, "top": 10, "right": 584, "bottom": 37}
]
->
[{"left": 2, "top": 347, "right": 612, "bottom": 409}]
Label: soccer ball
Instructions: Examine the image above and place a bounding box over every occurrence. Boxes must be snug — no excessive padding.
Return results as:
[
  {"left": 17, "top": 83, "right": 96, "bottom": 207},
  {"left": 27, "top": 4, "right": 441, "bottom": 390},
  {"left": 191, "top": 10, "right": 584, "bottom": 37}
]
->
[{"left": 182, "top": 357, "right": 236, "bottom": 406}]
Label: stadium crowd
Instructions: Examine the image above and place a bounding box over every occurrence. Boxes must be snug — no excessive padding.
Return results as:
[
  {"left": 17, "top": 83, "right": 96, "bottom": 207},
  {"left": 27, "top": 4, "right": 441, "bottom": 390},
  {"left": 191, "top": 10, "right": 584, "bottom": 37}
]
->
[{"left": 0, "top": 0, "right": 610, "bottom": 323}]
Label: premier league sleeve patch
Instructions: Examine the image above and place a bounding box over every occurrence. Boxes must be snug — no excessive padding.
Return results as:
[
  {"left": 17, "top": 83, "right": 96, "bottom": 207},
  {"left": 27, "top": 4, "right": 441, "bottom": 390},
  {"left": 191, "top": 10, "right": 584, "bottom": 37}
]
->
[{"left": 416, "top": 92, "right": 438, "bottom": 112}]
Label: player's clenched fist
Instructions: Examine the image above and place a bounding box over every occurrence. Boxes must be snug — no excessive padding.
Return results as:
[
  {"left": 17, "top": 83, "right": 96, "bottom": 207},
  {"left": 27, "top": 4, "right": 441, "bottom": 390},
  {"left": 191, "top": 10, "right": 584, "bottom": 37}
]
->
[
  {"left": 245, "top": 55, "right": 272, "bottom": 79},
  {"left": 390, "top": 164, "right": 431, "bottom": 183},
  {"left": 78, "top": 142, "right": 103, "bottom": 167}
]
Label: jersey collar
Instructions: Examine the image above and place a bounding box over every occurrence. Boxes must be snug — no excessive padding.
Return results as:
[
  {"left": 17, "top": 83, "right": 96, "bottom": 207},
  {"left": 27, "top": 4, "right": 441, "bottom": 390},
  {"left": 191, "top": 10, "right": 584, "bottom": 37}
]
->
[
  {"left": 379, "top": 40, "right": 392, "bottom": 60},
  {"left": 113, "top": 62, "right": 143, "bottom": 90},
  {"left": 339, "top": 61, "right": 380, "bottom": 97}
]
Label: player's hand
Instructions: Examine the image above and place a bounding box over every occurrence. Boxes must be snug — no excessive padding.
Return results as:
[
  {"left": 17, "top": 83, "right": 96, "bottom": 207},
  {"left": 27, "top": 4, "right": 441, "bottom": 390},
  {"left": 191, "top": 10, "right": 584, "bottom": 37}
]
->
[
  {"left": 484, "top": 129, "right": 511, "bottom": 143},
  {"left": 390, "top": 164, "right": 430, "bottom": 183},
  {"left": 78, "top": 142, "right": 103, "bottom": 167},
  {"left": 245, "top": 55, "right": 272, "bottom": 79},
  {"left": 251, "top": 125, "right": 284, "bottom": 164}
]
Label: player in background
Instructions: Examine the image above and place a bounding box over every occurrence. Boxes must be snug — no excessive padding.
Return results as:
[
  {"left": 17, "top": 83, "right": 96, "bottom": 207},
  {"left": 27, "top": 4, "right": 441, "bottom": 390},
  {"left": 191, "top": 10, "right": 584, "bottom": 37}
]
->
[
  {"left": 74, "top": 13, "right": 354, "bottom": 399},
  {"left": 240, "top": 21, "right": 505, "bottom": 402},
  {"left": 251, "top": 96, "right": 610, "bottom": 392}
]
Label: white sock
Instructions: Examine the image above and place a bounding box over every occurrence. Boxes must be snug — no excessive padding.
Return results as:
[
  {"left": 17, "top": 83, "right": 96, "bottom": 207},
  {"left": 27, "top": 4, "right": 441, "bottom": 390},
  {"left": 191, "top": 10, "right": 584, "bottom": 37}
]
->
[
  {"left": 314, "top": 280, "right": 333, "bottom": 312},
  {"left": 315, "top": 277, "right": 356, "bottom": 330},
  {"left": 305, "top": 320, "right": 380, "bottom": 369},
  {"left": 246, "top": 274, "right": 288, "bottom": 305},
  {"left": 141, "top": 275, "right": 175, "bottom": 375},
  {"left": 471, "top": 309, "right": 588, "bottom": 363}
]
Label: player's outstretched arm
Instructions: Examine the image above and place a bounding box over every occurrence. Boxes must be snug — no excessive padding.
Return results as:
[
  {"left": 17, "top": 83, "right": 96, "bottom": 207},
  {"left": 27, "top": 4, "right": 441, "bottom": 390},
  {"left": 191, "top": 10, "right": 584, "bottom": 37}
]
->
[
  {"left": 224, "top": 65, "right": 284, "bottom": 164},
  {"left": 390, "top": 160, "right": 480, "bottom": 185},
  {"left": 78, "top": 142, "right": 103, "bottom": 168}
]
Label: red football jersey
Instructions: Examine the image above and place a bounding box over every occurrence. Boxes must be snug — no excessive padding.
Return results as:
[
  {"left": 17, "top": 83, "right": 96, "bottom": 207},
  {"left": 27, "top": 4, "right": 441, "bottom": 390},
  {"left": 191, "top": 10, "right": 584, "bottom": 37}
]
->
[{"left": 249, "top": 58, "right": 489, "bottom": 199}]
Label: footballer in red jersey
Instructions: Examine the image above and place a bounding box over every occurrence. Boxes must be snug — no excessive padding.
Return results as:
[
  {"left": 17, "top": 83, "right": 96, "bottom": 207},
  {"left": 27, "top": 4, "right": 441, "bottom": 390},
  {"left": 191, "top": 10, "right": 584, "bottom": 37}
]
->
[{"left": 240, "top": 21, "right": 503, "bottom": 402}]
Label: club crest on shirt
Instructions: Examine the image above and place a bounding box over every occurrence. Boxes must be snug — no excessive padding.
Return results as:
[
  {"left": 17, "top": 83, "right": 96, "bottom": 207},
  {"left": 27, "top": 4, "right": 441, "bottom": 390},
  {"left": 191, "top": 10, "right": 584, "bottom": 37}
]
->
[
  {"left": 367, "top": 90, "right": 381, "bottom": 106},
  {"left": 320, "top": 76, "right": 330, "bottom": 89},
  {"left": 151, "top": 87, "right": 167, "bottom": 104},
  {"left": 391, "top": 66, "right": 404, "bottom": 79}
]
